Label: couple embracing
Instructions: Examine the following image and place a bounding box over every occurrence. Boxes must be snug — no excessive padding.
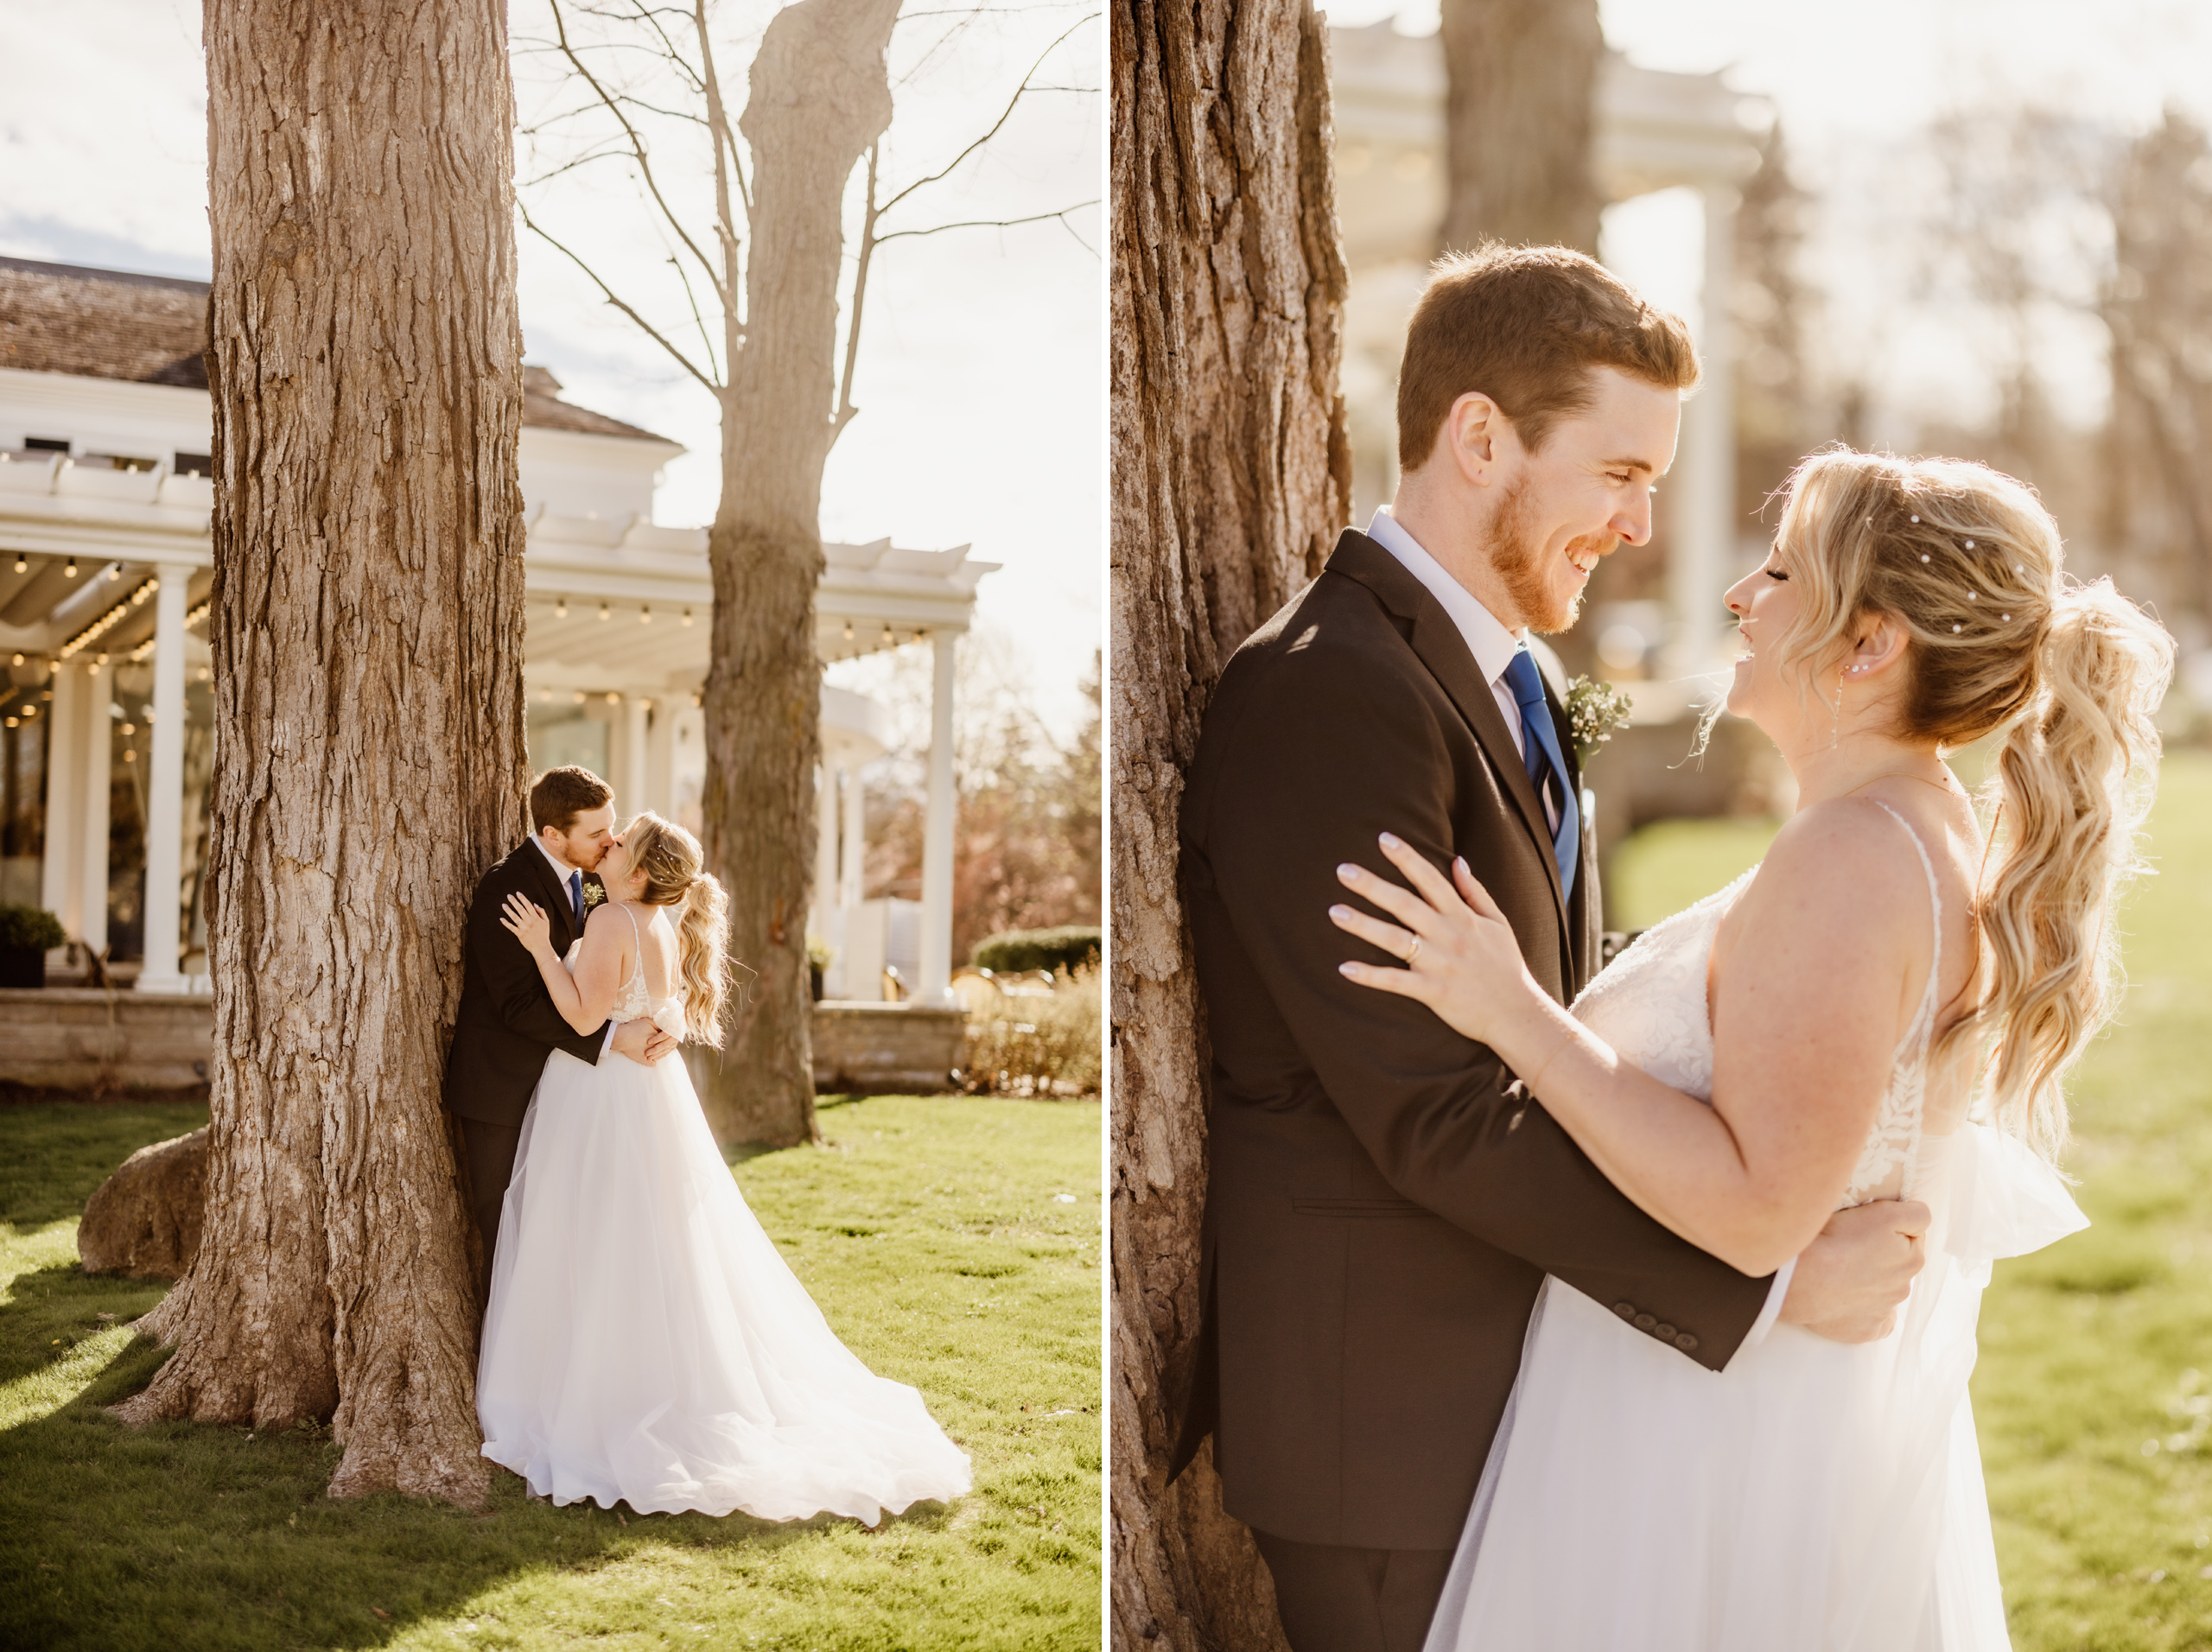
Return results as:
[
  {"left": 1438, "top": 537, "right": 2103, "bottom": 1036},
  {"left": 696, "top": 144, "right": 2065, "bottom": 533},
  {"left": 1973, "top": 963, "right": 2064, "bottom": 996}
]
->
[
  {"left": 1173, "top": 245, "right": 2171, "bottom": 1649},
  {"left": 442, "top": 766, "right": 969, "bottom": 1522}
]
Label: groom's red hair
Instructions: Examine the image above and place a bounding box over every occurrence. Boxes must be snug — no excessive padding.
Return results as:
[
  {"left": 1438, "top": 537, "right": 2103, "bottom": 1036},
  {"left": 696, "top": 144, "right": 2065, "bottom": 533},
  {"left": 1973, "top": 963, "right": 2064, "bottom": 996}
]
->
[{"left": 1397, "top": 242, "right": 1700, "bottom": 468}]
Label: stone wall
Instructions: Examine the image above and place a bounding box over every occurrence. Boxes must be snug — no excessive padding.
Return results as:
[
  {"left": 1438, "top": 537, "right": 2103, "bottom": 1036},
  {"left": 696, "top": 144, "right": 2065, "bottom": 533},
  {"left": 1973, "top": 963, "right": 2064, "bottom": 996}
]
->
[
  {"left": 0, "top": 988, "right": 212, "bottom": 1091},
  {"left": 0, "top": 989, "right": 967, "bottom": 1097}
]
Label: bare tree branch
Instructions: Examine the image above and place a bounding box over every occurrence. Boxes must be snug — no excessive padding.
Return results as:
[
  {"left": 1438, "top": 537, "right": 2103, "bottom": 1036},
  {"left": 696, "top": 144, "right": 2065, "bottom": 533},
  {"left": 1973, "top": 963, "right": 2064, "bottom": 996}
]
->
[
  {"left": 876, "top": 14, "right": 1096, "bottom": 219},
  {"left": 832, "top": 140, "right": 886, "bottom": 446},
  {"left": 544, "top": 0, "right": 733, "bottom": 312},
  {"left": 875, "top": 201, "right": 1102, "bottom": 249},
  {"left": 693, "top": 0, "right": 753, "bottom": 233},
  {"left": 518, "top": 199, "right": 723, "bottom": 393}
]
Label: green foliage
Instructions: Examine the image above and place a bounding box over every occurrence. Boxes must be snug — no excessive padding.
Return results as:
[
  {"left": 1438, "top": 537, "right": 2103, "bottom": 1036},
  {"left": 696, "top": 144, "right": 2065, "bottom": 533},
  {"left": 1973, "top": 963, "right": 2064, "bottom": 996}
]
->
[
  {"left": 970, "top": 927, "right": 1101, "bottom": 976},
  {"left": 1612, "top": 752, "right": 2212, "bottom": 1647},
  {"left": 0, "top": 903, "right": 67, "bottom": 952},
  {"left": 0, "top": 1094, "right": 1100, "bottom": 1650},
  {"left": 962, "top": 969, "right": 1102, "bottom": 1097}
]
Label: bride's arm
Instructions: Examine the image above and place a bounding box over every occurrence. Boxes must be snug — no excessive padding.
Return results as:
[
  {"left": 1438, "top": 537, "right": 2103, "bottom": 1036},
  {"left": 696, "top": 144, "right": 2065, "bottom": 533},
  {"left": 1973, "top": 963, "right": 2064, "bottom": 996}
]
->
[
  {"left": 498, "top": 897, "right": 631, "bottom": 1036},
  {"left": 1332, "top": 810, "right": 1916, "bottom": 1276}
]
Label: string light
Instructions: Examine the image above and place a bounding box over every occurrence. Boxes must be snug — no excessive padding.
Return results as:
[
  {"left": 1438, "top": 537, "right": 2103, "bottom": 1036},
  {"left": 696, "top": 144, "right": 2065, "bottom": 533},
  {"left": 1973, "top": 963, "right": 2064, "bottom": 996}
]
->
[
  {"left": 64, "top": 558, "right": 77, "bottom": 578},
  {"left": 681, "top": 607, "right": 693, "bottom": 627},
  {"left": 639, "top": 605, "right": 652, "bottom": 625},
  {"left": 10, "top": 555, "right": 23, "bottom": 574},
  {"left": 880, "top": 622, "right": 893, "bottom": 645},
  {"left": 555, "top": 595, "right": 569, "bottom": 619},
  {"left": 842, "top": 619, "right": 855, "bottom": 641},
  {"left": 106, "top": 564, "right": 121, "bottom": 581},
  {"left": 598, "top": 600, "right": 611, "bottom": 622},
  {"left": 604, "top": 691, "right": 620, "bottom": 705}
]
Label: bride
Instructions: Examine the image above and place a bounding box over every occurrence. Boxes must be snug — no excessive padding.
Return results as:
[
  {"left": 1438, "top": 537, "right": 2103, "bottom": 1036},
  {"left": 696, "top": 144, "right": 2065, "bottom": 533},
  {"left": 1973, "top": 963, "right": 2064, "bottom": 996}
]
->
[
  {"left": 1331, "top": 449, "right": 2171, "bottom": 1648},
  {"left": 477, "top": 810, "right": 972, "bottom": 1523}
]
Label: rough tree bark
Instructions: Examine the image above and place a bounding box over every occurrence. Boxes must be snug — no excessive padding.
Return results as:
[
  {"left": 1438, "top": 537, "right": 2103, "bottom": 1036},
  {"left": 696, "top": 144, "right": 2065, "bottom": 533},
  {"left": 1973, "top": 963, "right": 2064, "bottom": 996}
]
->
[
  {"left": 1109, "top": 0, "right": 1349, "bottom": 1641},
  {"left": 694, "top": 0, "right": 901, "bottom": 1147},
  {"left": 1438, "top": 0, "right": 1603, "bottom": 255},
  {"left": 112, "top": 0, "right": 532, "bottom": 1508}
]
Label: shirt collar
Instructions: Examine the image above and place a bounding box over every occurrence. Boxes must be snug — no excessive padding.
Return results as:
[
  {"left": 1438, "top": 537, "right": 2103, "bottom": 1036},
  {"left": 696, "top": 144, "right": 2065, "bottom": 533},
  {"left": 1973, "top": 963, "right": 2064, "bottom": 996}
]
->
[
  {"left": 1365, "top": 506, "right": 1526, "bottom": 689},
  {"left": 531, "top": 836, "right": 581, "bottom": 886}
]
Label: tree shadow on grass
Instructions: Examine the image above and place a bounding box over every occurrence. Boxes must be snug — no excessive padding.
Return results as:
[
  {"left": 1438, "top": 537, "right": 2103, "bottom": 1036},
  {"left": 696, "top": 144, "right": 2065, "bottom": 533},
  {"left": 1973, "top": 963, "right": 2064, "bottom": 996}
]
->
[{"left": 0, "top": 1266, "right": 957, "bottom": 1652}]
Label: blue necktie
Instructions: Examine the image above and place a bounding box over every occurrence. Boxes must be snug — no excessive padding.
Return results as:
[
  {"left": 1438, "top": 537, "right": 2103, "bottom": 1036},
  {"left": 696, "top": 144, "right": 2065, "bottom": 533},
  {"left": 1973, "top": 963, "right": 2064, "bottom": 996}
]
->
[
  {"left": 1502, "top": 648, "right": 1580, "bottom": 897},
  {"left": 569, "top": 870, "right": 584, "bottom": 929}
]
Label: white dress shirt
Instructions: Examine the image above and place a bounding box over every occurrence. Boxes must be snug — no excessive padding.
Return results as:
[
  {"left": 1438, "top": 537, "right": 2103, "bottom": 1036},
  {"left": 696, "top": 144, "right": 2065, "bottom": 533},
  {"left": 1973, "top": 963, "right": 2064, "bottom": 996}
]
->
[
  {"left": 531, "top": 836, "right": 621, "bottom": 1054},
  {"left": 1365, "top": 505, "right": 1795, "bottom": 1348}
]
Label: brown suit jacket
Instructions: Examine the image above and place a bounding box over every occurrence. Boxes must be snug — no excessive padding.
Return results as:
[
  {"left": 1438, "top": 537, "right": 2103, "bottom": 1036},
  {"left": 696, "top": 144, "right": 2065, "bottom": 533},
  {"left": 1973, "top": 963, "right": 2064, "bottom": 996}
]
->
[{"left": 1173, "top": 529, "right": 1771, "bottom": 1550}]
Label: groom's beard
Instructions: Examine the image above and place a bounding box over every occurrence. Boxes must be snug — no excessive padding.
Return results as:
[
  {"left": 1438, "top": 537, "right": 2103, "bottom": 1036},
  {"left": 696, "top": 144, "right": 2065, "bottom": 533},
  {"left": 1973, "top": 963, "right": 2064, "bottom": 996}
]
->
[{"left": 1491, "top": 475, "right": 1612, "bottom": 634}]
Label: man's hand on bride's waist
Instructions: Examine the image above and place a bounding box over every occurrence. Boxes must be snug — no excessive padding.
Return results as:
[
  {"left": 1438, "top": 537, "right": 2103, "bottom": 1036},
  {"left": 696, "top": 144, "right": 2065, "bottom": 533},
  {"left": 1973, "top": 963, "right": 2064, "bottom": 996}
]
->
[{"left": 1780, "top": 1198, "right": 1931, "bottom": 1344}]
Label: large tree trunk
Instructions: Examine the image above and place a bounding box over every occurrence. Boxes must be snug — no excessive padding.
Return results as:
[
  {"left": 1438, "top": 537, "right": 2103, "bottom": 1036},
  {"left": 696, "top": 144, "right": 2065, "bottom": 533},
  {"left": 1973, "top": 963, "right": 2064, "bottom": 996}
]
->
[
  {"left": 1437, "top": 0, "right": 1603, "bottom": 255},
  {"left": 112, "top": 0, "right": 531, "bottom": 1509},
  {"left": 696, "top": 0, "right": 899, "bottom": 1147},
  {"left": 1109, "top": 0, "right": 1349, "bottom": 1640}
]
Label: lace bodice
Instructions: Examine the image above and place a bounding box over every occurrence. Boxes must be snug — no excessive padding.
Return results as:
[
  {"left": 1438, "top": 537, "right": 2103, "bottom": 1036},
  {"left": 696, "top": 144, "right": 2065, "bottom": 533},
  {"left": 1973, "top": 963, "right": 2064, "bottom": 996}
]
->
[
  {"left": 565, "top": 905, "right": 687, "bottom": 1040},
  {"left": 1573, "top": 802, "right": 1945, "bottom": 1207}
]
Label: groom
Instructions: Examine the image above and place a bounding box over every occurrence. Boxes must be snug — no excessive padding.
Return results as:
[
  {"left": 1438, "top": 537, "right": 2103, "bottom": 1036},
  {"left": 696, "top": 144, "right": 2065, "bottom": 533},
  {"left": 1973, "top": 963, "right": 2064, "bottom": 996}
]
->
[
  {"left": 1173, "top": 245, "right": 1932, "bottom": 1651},
  {"left": 444, "top": 765, "right": 677, "bottom": 1313}
]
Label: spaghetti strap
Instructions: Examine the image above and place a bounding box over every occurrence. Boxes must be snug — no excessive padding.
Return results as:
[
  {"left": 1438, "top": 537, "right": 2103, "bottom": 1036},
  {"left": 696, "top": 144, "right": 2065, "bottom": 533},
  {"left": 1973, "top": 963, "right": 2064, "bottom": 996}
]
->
[{"left": 1861, "top": 799, "right": 1944, "bottom": 1199}]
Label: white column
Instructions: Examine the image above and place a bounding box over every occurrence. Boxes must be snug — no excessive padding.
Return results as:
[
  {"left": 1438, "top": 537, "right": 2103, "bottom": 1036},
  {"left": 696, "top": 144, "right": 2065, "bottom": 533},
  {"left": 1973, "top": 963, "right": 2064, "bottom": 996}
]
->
[
  {"left": 1668, "top": 183, "right": 1738, "bottom": 675},
  {"left": 40, "top": 662, "right": 82, "bottom": 935},
  {"left": 78, "top": 659, "right": 112, "bottom": 956},
  {"left": 917, "top": 631, "right": 958, "bottom": 1004},
  {"left": 645, "top": 697, "right": 679, "bottom": 817},
  {"left": 622, "top": 694, "right": 650, "bottom": 822},
  {"left": 839, "top": 757, "right": 865, "bottom": 910},
  {"left": 137, "top": 564, "right": 191, "bottom": 991},
  {"left": 812, "top": 759, "right": 839, "bottom": 944}
]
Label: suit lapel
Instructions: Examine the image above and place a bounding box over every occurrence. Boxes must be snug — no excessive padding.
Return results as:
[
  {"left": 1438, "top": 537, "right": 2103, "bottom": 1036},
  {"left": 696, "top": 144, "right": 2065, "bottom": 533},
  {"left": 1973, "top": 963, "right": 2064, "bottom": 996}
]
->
[
  {"left": 1329, "top": 532, "right": 1571, "bottom": 939},
  {"left": 519, "top": 841, "right": 579, "bottom": 953}
]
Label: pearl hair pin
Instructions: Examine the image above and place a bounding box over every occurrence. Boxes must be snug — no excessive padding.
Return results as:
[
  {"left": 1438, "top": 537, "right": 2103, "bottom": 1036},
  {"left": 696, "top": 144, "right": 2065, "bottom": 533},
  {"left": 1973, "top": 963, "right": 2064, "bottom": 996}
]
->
[{"left": 1921, "top": 554, "right": 1931, "bottom": 562}]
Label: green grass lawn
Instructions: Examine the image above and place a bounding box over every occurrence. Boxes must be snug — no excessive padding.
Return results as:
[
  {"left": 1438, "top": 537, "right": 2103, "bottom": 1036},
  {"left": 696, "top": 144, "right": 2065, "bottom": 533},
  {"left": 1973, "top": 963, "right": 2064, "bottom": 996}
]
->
[
  {"left": 0, "top": 1095, "right": 1102, "bottom": 1652},
  {"left": 1611, "top": 748, "right": 2212, "bottom": 1649}
]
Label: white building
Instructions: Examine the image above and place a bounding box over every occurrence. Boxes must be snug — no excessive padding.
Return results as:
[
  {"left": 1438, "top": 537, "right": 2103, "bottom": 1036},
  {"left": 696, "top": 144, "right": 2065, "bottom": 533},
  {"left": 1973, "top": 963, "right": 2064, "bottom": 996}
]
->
[{"left": 0, "top": 257, "right": 991, "bottom": 1004}]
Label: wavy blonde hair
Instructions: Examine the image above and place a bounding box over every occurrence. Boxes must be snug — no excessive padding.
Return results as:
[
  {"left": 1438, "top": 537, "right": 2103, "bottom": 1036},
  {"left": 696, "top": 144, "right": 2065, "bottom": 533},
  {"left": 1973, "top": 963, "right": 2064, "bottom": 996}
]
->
[
  {"left": 619, "top": 811, "right": 731, "bottom": 1047},
  {"left": 1761, "top": 448, "right": 2173, "bottom": 1160}
]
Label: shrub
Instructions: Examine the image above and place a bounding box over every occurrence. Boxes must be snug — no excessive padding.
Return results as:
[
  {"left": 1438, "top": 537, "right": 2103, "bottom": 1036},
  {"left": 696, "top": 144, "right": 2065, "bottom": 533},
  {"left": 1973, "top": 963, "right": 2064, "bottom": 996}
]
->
[
  {"left": 960, "top": 968, "right": 1101, "bottom": 1097},
  {"left": 0, "top": 905, "right": 67, "bottom": 951},
  {"left": 971, "top": 925, "right": 1101, "bottom": 976}
]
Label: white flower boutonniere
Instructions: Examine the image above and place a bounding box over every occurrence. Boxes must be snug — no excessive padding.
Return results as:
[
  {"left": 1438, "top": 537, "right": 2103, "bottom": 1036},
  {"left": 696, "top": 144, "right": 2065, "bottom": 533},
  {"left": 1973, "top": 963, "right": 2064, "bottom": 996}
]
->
[
  {"left": 1565, "top": 675, "right": 1636, "bottom": 766},
  {"left": 582, "top": 882, "right": 606, "bottom": 912}
]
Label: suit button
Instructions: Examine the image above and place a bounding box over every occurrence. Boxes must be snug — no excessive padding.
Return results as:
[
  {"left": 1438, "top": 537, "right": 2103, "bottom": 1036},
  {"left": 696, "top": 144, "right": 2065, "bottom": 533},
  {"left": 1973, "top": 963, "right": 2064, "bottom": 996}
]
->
[
  {"left": 1612, "top": 1301, "right": 1636, "bottom": 1320},
  {"left": 1633, "top": 1313, "right": 1657, "bottom": 1331},
  {"left": 1653, "top": 1323, "right": 1676, "bottom": 1341},
  {"left": 1675, "top": 1333, "right": 1700, "bottom": 1352}
]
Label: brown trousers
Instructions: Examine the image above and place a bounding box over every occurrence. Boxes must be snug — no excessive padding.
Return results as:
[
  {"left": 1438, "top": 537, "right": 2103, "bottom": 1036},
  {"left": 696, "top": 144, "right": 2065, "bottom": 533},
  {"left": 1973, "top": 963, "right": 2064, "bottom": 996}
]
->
[{"left": 1253, "top": 1529, "right": 1456, "bottom": 1652}]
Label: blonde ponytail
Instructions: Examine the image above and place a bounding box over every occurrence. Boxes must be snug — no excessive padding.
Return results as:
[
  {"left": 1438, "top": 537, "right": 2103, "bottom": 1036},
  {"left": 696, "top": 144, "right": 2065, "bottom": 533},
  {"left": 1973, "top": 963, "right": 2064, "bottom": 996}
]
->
[
  {"left": 1951, "top": 579, "right": 2173, "bottom": 1157},
  {"left": 676, "top": 869, "right": 731, "bottom": 1048},
  {"left": 616, "top": 810, "right": 733, "bottom": 1048},
  {"left": 1770, "top": 451, "right": 2176, "bottom": 1161}
]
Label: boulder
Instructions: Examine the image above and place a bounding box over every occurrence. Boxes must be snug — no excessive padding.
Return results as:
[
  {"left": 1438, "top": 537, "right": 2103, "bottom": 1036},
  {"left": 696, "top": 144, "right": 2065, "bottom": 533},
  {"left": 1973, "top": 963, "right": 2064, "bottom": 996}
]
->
[{"left": 78, "top": 1127, "right": 208, "bottom": 1279}]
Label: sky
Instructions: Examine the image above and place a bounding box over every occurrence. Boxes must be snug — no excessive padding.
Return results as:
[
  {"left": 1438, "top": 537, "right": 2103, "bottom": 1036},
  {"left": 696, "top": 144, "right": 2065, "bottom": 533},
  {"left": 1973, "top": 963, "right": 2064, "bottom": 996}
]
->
[
  {"left": 1322, "top": 0, "right": 2212, "bottom": 442},
  {"left": 0, "top": 0, "right": 1103, "bottom": 740}
]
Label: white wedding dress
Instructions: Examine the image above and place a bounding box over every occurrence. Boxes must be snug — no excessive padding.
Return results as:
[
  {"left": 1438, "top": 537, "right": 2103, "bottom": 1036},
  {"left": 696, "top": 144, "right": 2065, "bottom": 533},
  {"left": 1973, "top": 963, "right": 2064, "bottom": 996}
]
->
[
  {"left": 1423, "top": 804, "right": 2088, "bottom": 1651},
  {"left": 476, "top": 905, "right": 973, "bottom": 1522}
]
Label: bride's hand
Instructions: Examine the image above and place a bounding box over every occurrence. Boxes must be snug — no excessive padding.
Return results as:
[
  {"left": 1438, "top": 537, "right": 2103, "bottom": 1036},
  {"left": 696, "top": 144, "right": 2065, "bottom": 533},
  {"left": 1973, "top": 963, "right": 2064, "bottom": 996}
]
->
[
  {"left": 1330, "top": 833, "right": 1537, "bottom": 1045},
  {"left": 499, "top": 893, "right": 554, "bottom": 957}
]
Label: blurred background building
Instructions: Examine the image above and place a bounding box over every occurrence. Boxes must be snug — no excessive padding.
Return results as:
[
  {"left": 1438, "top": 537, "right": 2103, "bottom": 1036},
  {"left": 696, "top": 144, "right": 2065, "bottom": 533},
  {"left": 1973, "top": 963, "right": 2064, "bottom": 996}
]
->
[{"left": 0, "top": 257, "right": 993, "bottom": 1003}]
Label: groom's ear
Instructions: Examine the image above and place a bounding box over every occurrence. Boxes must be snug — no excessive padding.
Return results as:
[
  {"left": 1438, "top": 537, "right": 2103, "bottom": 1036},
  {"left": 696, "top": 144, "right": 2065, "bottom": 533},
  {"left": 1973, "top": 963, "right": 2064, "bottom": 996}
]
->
[{"left": 1442, "top": 391, "right": 1506, "bottom": 485}]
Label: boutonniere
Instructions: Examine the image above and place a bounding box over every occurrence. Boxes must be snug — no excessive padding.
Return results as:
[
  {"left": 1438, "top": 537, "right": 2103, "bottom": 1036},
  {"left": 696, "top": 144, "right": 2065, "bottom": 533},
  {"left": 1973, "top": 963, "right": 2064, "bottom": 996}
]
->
[
  {"left": 582, "top": 882, "right": 606, "bottom": 912},
  {"left": 1565, "top": 675, "right": 1635, "bottom": 766}
]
